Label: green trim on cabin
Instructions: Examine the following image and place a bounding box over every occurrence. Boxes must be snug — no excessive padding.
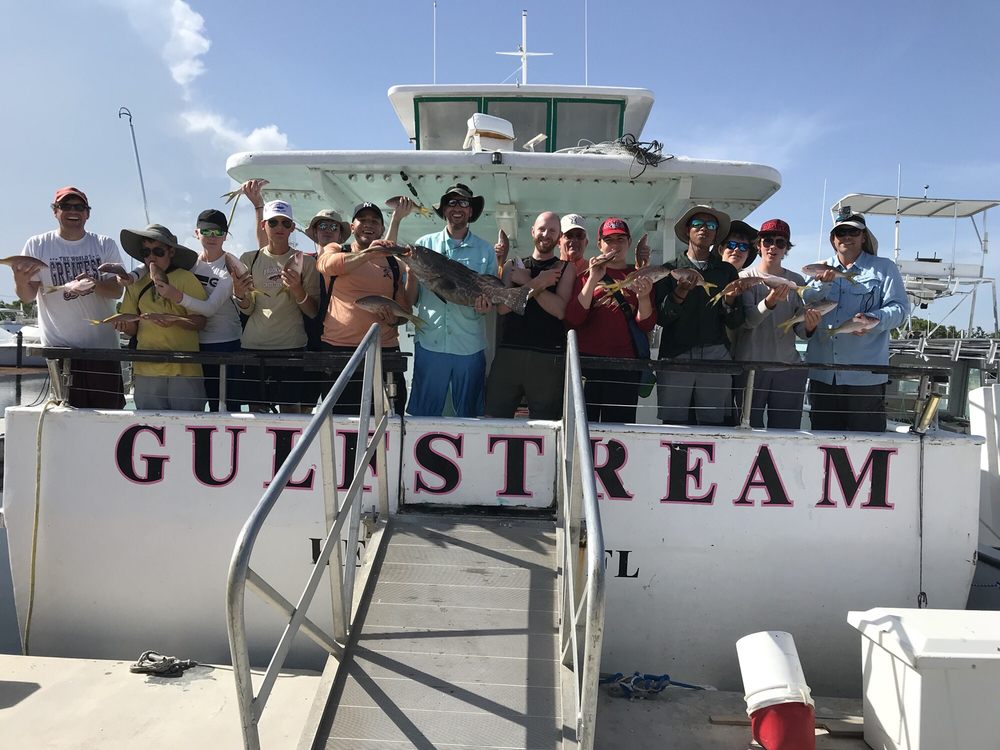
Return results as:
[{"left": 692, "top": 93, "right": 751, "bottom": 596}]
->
[
  {"left": 412, "top": 97, "right": 483, "bottom": 150},
  {"left": 411, "top": 95, "right": 627, "bottom": 152},
  {"left": 483, "top": 97, "right": 552, "bottom": 152}
]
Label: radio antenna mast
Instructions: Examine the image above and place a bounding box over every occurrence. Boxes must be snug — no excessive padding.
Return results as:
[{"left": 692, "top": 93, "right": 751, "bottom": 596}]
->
[{"left": 496, "top": 10, "right": 553, "bottom": 85}]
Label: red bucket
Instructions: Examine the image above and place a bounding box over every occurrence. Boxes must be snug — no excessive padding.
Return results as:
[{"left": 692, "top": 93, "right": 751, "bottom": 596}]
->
[{"left": 749, "top": 701, "right": 816, "bottom": 750}]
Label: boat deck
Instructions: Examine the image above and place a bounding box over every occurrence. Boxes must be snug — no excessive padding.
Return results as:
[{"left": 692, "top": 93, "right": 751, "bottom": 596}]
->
[
  {"left": 0, "top": 654, "right": 320, "bottom": 748},
  {"left": 308, "top": 513, "right": 568, "bottom": 749}
]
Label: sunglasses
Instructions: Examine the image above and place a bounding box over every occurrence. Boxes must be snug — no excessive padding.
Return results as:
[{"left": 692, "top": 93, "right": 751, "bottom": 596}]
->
[
  {"left": 689, "top": 218, "right": 719, "bottom": 231},
  {"left": 199, "top": 228, "right": 226, "bottom": 238},
  {"left": 725, "top": 240, "right": 751, "bottom": 253},
  {"left": 833, "top": 227, "right": 863, "bottom": 238},
  {"left": 315, "top": 221, "right": 340, "bottom": 232},
  {"left": 140, "top": 246, "right": 168, "bottom": 258},
  {"left": 56, "top": 202, "right": 90, "bottom": 212},
  {"left": 444, "top": 198, "right": 471, "bottom": 208},
  {"left": 267, "top": 218, "right": 293, "bottom": 228},
  {"left": 760, "top": 236, "right": 789, "bottom": 249}
]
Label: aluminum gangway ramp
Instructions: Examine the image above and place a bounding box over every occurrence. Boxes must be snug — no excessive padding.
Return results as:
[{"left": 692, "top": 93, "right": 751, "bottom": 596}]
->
[{"left": 306, "top": 512, "right": 569, "bottom": 750}]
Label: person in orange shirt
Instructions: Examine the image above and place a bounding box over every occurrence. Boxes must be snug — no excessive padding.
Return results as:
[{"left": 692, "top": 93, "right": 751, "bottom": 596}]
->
[{"left": 315, "top": 200, "right": 414, "bottom": 414}]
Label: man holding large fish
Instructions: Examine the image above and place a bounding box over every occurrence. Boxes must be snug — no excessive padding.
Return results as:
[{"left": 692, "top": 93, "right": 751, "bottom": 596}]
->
[
  {"left": 801, "top": 208, "right": 908, "bottom": 431},
  {"left": 15, "top": 186, "right": 127, "bottom": 408},
  {"left": 653, "top": 205, "right": 745, "bottom": 426},
  {"left": 404, "top": 183, "right": 499, "bottom": 418}
]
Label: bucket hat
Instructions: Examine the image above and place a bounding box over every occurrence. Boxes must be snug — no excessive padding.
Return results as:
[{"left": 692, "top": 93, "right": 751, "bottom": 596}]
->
[
  {"left": 433, "top": 183, "right": 485, "bottom": 223},
  {"left": 674, "top": 205, "right": 731, "bottom": 245},
  {"left": 305, "top": 209, "right": 350, "bottom": 243},
  {"left": 120, "top": 224, "right": 198, "bottom": 270}
]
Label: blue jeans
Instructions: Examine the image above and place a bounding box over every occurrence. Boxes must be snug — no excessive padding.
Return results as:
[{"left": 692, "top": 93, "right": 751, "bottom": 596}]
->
[{"left": 408, "top": 343, "right": 485, "bottom": 417}]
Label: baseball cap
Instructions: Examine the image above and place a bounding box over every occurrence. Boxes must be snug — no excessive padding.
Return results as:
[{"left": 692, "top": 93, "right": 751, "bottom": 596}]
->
[
  {"left": 830, "top": 206, "right": 878, "bottom": 254},
  {"left": 352, "top": 202, "right": 384, "bottom": 222},
  {"left": 599, "top": 217, "right": 630, "bottom": 238},
  {"left": 196, "top": 209, "right": 229, "bottom": 232},
  {"left": 262, "top": 200, "right": 293, "bottom": 221},
  {"left": 758, "top": 218, "right": 790, "bottom": 239},
  {"left": 561, "top": 214, "right": 587, "bottom": 234},
  {"left": 53, "top": 186, "right": 89, "bottom": 205}
]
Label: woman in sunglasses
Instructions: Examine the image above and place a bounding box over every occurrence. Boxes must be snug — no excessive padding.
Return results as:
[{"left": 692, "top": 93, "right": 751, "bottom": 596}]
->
[
  {"left": 115, "top": 224, "right": 208, "bottom": 411},
  {"left": 732, "top": 219, "right": 821, "bottom": 429},
  {"left": 232, "top": 200, "right": 320, "bottom": 413}
]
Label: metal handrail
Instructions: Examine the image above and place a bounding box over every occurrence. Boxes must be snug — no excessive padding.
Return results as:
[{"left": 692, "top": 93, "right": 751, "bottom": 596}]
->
[
  {"left": 558, "top": 330, "right": 606, "bottom": 750},
  {"left": 225, "top": 324, "right": 391, "bottom": 750}
]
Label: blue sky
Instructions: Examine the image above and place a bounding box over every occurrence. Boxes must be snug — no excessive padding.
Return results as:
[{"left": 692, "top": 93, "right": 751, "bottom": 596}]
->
[{"left": 4, "top": 0, "right": 1000, "bottom": 327}]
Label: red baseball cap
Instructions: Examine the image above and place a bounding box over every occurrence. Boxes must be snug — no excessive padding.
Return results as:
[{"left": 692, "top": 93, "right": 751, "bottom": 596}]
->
[
  {"left": 758, "top": 218, "right": 790, "bottom": 239},
  {"left": 599, "top": 217, "right": 630, "bottom": 238},
  {"left": 53, "top": 186, "right": 89, "bottom": 205}
]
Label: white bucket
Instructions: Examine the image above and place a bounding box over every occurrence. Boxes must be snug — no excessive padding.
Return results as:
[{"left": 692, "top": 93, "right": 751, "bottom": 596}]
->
[{"left": 736, "top": 630, "right": 814, "bottom": 715}]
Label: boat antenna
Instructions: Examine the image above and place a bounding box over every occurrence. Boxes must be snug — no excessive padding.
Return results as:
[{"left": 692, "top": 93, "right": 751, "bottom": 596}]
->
[
  {"left": 432, "top": 0, "right": 437, "bottom": 84},
  {"left": 496, "top": 10, "right": 553, "bottom": 85},
  {"left": 894, "top": 164, "right": 901, "bottom": 263},
  {"left": 584, "top": 0, "right": 589, "bottom": 85},
  {"left": 118, "top": 107, "right": 151, "bottom": 226},
  {"left": 817, "top": 178, "right": 828, "bottom": 260}
]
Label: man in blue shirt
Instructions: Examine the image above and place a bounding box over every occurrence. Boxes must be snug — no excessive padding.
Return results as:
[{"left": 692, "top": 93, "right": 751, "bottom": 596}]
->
[
  {"left": 802, "top": 209, "right": 909, "bottom": 432},
  {"left": 406, "top": 183, "right": 495, "bottom": 417}
]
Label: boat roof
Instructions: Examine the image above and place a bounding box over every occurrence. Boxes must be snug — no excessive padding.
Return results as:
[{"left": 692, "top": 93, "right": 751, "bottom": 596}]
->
[
  {"left": 834, "top": 193, "right": 1000, "bottom": 218},
  {"left": 387, "top": 84, "right": 656, "bottom": 142}
]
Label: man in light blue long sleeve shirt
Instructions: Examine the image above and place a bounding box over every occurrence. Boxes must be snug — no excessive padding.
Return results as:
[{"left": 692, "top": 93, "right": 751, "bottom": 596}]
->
[
  {"left": 801, "top": 210, "right": 909, "bottom": 432},
  {"left": 406, "top": 183, "right": 502, "bottom": 417}
]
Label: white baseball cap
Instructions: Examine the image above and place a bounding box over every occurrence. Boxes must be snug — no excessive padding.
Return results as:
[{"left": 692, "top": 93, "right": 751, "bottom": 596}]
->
[
  {"left": 561, "top": 213, "right": 587, "bottom": 233},
  {"left": 263, "top": 200, "right": 293, "bottom": 221}
]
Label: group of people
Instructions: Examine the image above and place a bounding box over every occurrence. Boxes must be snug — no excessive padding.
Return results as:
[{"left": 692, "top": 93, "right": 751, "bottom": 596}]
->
[{"left": 15, "top": 182, "right": 907, "bottom": 432}]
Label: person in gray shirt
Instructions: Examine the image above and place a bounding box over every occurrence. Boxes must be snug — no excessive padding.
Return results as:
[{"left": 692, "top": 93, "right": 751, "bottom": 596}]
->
[{"left": 732, "top": 219, "right": 821, "bottom": 428}]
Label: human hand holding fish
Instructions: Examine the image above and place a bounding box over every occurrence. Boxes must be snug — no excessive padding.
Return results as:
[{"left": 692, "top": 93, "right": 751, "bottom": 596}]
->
[
  {"left": 495, "top": 229, "right": 510, "bottom": 270},
  {"left": 801, "top": 263, "right": 859, "bottom": 285},
  {"left": 1, "top": 255, "right": 48, "bottom": 276},
  {"left": 98, "top": 263, "right": 139, "bottom": 286},
  {"left": 45, "top": 276, "right": 97, "bottom": 295},
  {"left": 474, "top": 294, "right": 492, "bottom": 314},
  {"left": 152, "top": 275, "right": 183, "bottom": 303},
  {"left": 777, "top": 299, "right": 838, "bottom": 334},
  {"left": 355, "top": 295, "right": 427, "bottom": 330},
  {"left": 634, "top": 234, "right": 650, "bottom": 269},
  {"left": 826, "top": 313, "right": 879, "bottom": 337}
]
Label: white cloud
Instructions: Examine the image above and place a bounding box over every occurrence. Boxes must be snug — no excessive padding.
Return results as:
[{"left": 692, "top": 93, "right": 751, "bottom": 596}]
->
[
  {"left": 164, "top": 0, "right": 210, "bottom": 92},
  {"left": 181, "top": 110, "right": 290, "bottom": 152},
  {"left": 105, "top": 0, "right": 291, "bottom": 153},
  {"left": 101, "top": 0, "right": 210, "bottom": 96}
]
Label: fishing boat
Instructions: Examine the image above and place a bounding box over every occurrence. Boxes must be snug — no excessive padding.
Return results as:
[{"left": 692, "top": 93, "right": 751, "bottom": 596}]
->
[{"left": 1, "top": 52, "right": 998, "bottom": 748}]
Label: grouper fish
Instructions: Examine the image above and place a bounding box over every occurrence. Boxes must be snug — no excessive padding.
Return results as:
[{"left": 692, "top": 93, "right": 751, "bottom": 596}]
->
[{"left": 364, "top": 244, "right": 533, "bottom": 314}]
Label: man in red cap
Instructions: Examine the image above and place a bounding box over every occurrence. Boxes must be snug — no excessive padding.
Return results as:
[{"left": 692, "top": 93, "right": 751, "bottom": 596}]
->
[{"left": 15, "top": 186, "right": 127, "bottom": 408}]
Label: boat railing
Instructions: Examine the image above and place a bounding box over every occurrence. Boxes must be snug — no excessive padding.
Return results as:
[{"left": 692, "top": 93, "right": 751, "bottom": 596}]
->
[
  {"left": 559, "top": 330, "right": 606, "bottom": 749},
  {"left": 30, "top": 345, "right": 408, "bottom": 412},
  {"left": 222, "top": 324, "right": 392, "bottom": 750}
]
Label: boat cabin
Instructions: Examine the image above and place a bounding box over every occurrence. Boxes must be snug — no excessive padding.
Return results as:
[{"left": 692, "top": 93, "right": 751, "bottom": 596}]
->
[{"left": 387, "top": 84, "right": 655, "bottom": 152}]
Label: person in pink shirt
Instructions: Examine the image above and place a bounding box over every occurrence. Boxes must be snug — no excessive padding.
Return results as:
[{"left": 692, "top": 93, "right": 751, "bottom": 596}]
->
[{"left": 315, "top": 200, "right": 414, "bottom": 413}]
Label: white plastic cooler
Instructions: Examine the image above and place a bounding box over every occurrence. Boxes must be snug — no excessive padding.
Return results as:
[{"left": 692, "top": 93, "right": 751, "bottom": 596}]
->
[{"left": 847, "top": 608, "right": 1000, "bottom": 750}]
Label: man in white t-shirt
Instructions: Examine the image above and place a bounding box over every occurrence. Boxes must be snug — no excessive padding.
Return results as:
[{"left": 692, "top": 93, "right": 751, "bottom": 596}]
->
[{"left": 16, "top": 186, "right": 126, "bottom": 408}]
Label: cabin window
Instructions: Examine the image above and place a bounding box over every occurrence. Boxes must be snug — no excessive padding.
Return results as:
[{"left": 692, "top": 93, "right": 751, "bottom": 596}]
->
[
  {"left": 483, "top": 98, "right": 551, "bottom": 151},
  {"left": 553, "top": 100, "right": 623, "bottom": 150},
  {"left": 416, "top": 98, "right": 480, "bottom": 150}
]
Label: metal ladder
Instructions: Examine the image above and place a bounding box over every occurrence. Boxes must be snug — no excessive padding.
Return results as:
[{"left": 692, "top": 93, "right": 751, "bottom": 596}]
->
[{"left": 226, "top": 328, "right": 605, "bottom": 750}]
